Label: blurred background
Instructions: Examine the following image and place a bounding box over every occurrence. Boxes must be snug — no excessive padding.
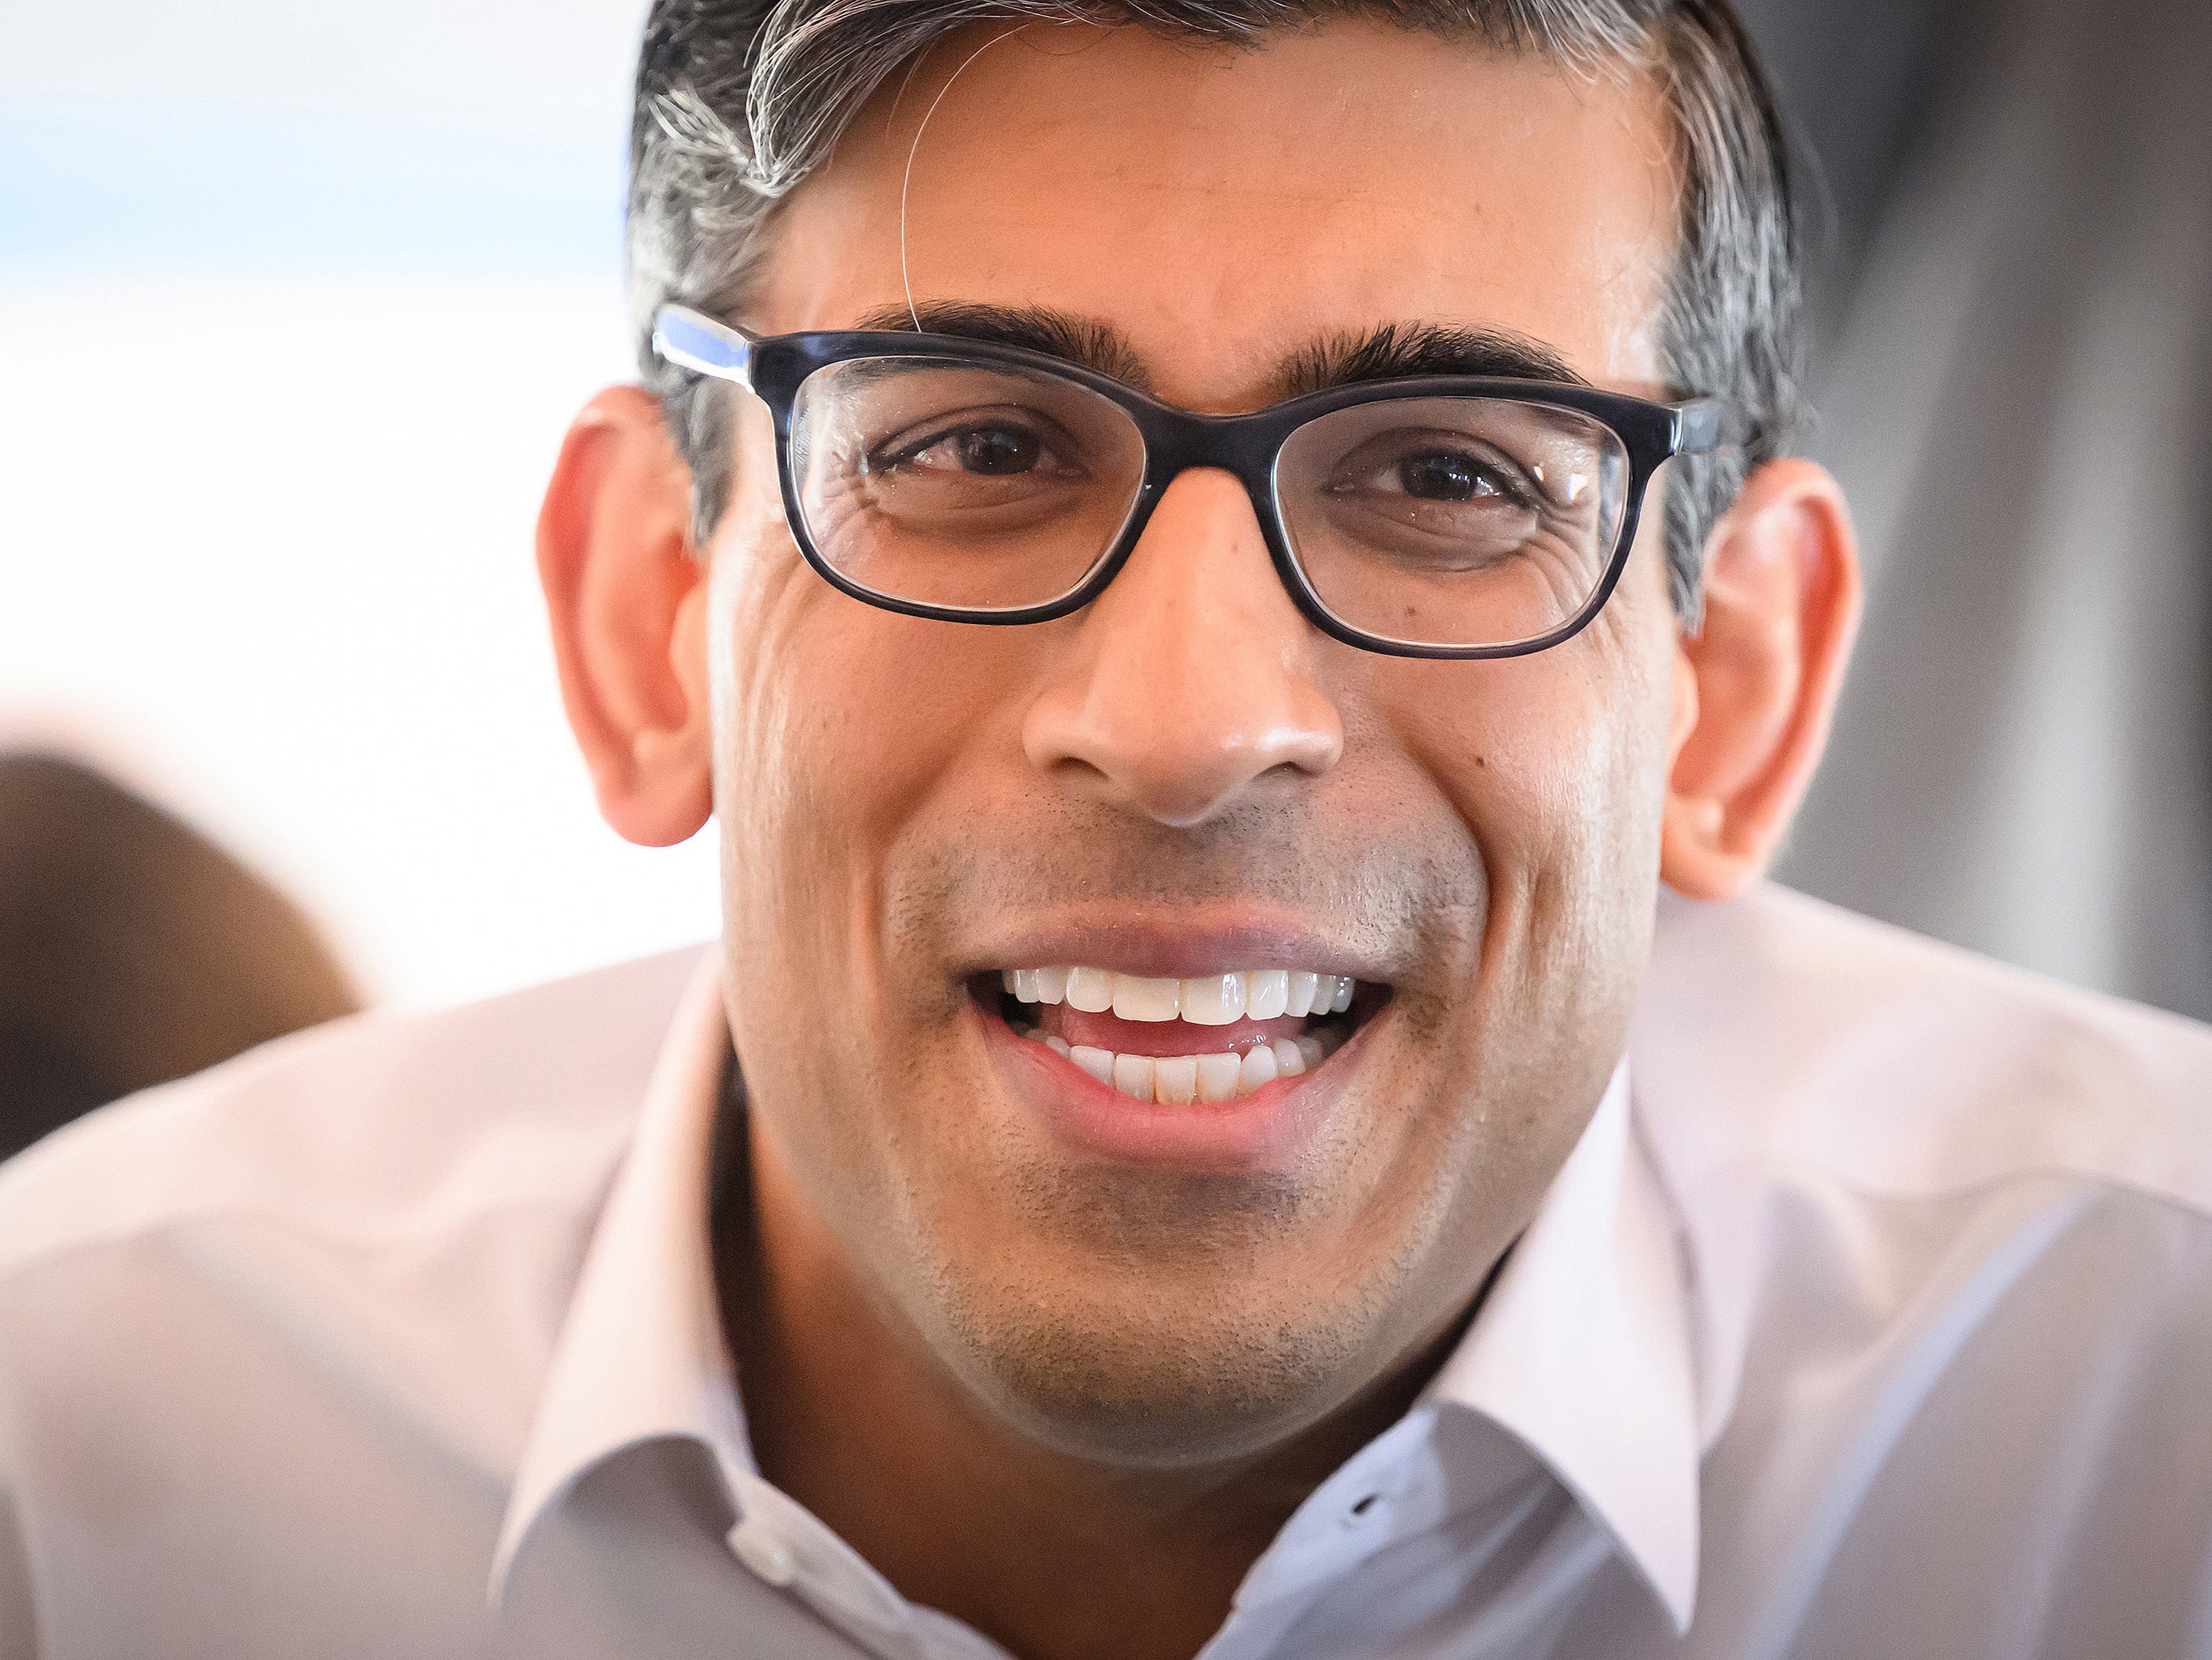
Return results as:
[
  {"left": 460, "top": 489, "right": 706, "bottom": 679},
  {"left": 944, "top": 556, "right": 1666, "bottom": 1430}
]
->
[
  {"left": 3, "top": 0, "right": 2207, "bottom": 1151},
  {"left": 1747, "top": 0, "right": 2212, "bottom": 1035}
]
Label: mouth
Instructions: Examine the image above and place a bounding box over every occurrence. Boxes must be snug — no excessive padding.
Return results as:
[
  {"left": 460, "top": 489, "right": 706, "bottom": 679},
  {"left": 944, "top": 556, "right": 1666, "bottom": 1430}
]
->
[{"left": 972, "top": 964, "right": 1384, "bottom": 1111}]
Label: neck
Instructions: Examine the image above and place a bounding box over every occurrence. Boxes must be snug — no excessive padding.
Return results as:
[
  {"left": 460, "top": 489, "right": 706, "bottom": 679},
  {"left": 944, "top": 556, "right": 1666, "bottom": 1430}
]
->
[{"left": 711, "top": 1094, "right": 1484, "bottom": 1660}]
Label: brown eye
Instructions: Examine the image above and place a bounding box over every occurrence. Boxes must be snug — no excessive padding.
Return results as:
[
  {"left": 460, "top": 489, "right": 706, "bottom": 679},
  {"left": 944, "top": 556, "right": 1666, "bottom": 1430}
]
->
[
  {"left": 953, "top": 425, "right": 1042, "bottom": 475},
  {"left": 877, "top": 420, "right": 1068, "bottom": 480},
  {"left": 1396, "top": 451, "right": 1502, "bottom": 502}
]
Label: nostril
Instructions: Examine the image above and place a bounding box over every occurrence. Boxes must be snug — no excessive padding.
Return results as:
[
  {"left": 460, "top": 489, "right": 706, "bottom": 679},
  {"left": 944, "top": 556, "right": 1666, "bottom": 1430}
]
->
[{"left": 1025, "top": 704, "right": 1342, "bottom": 830}]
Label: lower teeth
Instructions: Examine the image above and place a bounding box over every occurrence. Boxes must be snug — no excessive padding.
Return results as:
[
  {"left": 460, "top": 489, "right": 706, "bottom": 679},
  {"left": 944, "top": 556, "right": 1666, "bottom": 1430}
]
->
[{"left": 1021, "top": 1028, "right": 1338, "bottom": 1103}]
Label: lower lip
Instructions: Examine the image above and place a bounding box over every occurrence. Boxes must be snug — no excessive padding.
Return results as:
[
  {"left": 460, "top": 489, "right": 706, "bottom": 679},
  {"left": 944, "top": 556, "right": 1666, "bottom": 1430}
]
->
[{"left": 977, "top": 1004, "right": 1363, "bottom": 1170}]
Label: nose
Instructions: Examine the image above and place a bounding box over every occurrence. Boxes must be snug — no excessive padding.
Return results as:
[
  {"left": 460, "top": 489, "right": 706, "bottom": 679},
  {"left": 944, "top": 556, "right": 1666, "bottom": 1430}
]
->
[{"left": 1022, "top": 468, "right": 1343, "bottom": 828}]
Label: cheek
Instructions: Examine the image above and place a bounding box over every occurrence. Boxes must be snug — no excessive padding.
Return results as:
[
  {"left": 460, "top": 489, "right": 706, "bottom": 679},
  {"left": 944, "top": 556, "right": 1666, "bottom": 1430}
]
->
[
  {"left": 1385, "top": 657, "right": 1630, "bottom": 894},
  {"left": 709, "top": 529, "right": 969, "bottom": 978},
  {"left": 1378, "top": 545, "right": 1677, "bottom": 989},
  {"left": 705, "top": 464, "right": 1053, "bottom": 1040},
  {"left": 707, "top": 401, "right": 958, "bottom": 893},
  {"left": 704, "top": 491, "right": 1007, "bottom": 1231}
]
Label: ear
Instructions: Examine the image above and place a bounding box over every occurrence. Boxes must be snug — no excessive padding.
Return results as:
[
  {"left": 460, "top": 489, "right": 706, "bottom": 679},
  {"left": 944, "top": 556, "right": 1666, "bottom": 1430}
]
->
[
  {"left": 538, "top": 386, "right": 714, "bottom": 847},
  {"left": 1660, "top": 458, "right": 1862, "bottom": 901}
]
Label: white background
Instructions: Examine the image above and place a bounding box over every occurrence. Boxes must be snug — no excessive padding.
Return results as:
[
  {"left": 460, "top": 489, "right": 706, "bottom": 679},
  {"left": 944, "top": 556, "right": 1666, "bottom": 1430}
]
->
[{"left": 1, "top": 0, "right": 722, "bottom": 1008}]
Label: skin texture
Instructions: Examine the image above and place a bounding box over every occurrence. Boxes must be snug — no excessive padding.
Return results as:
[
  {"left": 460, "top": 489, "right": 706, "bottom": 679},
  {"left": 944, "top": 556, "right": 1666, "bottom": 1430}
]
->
[{"left": 538, "top": 20, "right": 1860, "bottom": 1660}]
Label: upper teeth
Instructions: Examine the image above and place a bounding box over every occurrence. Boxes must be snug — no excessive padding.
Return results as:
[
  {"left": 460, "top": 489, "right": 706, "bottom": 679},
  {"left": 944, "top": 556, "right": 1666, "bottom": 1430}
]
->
[{"left": 1001, "top": 966, "right": 1356, "bottom": 1021}]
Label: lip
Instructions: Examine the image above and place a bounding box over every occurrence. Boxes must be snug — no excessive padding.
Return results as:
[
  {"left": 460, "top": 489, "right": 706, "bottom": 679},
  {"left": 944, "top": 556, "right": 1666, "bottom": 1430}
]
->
[
  {"left": 976, "top": 995, "right": 1374, "bottom": 1171},
  {"left": 955, "top": 912, "right": 1393, "bottom": 984}
]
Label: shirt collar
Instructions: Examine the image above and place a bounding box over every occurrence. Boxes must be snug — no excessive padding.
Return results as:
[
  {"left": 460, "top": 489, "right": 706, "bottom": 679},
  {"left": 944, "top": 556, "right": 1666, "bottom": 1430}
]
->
[
  {"left": 491, "top": 955, "right": 1699, "bottom": 1632},
  {"left": 491, "top": 947, "right": 743, "bottom": 1600},
  {"left": 1421, "top": 1062, "right": 1702, "bottom": 1630}
]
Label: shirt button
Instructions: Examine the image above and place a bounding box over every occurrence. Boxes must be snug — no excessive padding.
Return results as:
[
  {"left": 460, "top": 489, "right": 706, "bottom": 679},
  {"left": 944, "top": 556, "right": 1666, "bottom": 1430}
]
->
[
  {"left": 1339, "top": 1493, "right": 1386, "bottom": 1530},
  {"left": 728, "top": 1520, "right": 798, "bottom": 1587}
]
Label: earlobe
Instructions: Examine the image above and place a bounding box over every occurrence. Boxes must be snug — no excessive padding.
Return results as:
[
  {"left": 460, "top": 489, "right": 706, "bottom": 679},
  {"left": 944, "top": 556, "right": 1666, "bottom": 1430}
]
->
[
  {"left": 538, "top": 386, "right": 716, "bottom": 848},
  {"left": 1660, "top": 459, "right": 1861, "bottom": 902}
]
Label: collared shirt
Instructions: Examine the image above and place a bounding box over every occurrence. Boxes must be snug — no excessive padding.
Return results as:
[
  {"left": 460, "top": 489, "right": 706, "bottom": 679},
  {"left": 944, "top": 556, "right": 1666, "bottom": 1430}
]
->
[{"left": 0, "top": 885, "right": 2209, "bottom": 1658}]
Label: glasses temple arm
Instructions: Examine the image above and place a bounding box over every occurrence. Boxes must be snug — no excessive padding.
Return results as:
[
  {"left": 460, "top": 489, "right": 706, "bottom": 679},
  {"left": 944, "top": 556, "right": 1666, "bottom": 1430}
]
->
[
  {"left": 652, "top": 304, "right": 757, "bottom": 388},
  {"left": 1669, "top": 396, "right": 1753, "bottom": 456}
]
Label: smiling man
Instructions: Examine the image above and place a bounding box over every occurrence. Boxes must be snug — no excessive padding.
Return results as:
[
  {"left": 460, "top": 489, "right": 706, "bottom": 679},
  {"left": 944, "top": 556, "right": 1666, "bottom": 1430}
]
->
[{"left": 4, "top": 3, "right": 2212, "bottom": 1658}]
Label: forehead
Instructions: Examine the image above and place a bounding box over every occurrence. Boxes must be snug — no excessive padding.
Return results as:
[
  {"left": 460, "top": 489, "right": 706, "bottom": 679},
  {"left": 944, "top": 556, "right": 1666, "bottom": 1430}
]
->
[{"left": 754, "top": 18, "right": 1681, "bottom": 407}]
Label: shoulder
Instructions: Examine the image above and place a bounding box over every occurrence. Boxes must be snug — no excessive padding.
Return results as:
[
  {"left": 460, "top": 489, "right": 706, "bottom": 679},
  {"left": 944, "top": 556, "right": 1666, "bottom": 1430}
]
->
[
  {"left": 0, "top": 944, "right": 708, "bottom": 1279},
  {"left": 1637, "top": 888, "right": 2212, "bottom": 1561},
  {"left": 1633, "top": 885, "right": 2212, "bottom": 1216}
]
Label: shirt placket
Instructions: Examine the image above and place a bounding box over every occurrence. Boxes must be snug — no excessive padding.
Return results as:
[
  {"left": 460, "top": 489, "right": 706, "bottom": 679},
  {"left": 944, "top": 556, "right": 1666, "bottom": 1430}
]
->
[{"left": 722, "top": 1464, "right": 1019, "bottom": 1660}]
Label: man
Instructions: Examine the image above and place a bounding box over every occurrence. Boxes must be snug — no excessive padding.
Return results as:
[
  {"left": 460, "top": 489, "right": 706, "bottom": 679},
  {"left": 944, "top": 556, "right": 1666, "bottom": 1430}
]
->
[{"left": 2, "top": 2, "right": 2207, "bottom": 1656}]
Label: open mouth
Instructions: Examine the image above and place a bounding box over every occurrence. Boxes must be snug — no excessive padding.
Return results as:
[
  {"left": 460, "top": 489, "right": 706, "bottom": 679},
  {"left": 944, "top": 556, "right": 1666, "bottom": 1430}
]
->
[{"left": 976, "top": 966, "right": 1383, "bottom": 1105}]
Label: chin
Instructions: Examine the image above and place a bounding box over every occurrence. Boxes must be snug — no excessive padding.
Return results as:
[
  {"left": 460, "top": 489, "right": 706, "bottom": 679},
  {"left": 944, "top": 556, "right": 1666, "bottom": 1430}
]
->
[{"left": 903, "top": 1233, "right": 1403, "bottom": 1468}]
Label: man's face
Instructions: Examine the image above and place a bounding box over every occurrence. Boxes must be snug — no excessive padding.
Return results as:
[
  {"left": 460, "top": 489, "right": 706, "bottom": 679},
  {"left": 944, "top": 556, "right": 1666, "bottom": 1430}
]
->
[{"left": 712, "top": 20, "right": 1684, "bottom": 1461}]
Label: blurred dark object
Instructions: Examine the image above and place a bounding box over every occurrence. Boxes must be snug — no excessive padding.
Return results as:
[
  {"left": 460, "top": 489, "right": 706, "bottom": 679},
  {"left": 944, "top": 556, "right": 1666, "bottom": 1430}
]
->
[
  {"left": 1733, "top": 0, "right": 1973, "bottom": 336},
  {"left": 0, "top": 752, "right": 362, "bottom": 1158},
  {"left": 1749, "top": 0, "right": 2212, "bottom": 1022}
]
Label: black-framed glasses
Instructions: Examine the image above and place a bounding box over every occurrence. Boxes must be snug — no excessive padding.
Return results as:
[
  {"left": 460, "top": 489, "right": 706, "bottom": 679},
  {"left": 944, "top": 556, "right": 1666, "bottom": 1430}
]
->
[{"left": 654, "top": 305, "right": 1743, "bottom": 659}]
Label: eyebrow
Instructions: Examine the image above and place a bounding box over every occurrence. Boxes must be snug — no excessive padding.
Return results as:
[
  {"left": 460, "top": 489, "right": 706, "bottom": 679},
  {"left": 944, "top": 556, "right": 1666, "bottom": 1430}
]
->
[
  {"left": 849, "top": 302, "right": 1588, "bottom": 399},
  {"left": 1279, "top": 321, "right": 1588, "bottom": 394},
  {"left": 853, "top": 301, "right": 1155, "bottom": 390}
]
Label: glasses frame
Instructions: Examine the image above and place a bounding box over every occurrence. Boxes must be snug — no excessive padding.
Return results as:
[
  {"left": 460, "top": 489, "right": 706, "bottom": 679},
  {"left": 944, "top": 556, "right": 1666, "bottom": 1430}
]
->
[{"left": 655, "top": 304, "right": 1744, "bottom": 660}]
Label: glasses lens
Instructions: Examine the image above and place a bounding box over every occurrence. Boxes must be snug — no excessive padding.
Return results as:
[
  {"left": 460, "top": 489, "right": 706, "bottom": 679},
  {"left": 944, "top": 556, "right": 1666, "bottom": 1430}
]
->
[
  {"left": 1275, "top": 396, "right": 1629, "bottom": 650},
  {"left": 788, "top": 357, "right": 1147, "bottom": 612}
]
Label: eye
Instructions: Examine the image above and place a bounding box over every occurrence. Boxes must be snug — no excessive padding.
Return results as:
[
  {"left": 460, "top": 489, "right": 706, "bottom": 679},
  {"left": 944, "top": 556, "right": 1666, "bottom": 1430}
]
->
[
  {"left": 942, "top": 425, "right": 1038, "bottom": 475},
  {"left": 1319, "top": 428, "right": 1541, "bottom": 513},
  {"left": 878, "top": 419, "right": 1074, "bottom": 479},
  {"left": 1394, "top": 450, "right": 1501, "bottom": 502},
  {"left": 1367, "top": 447, "right": 1535, "bottom": 508}
]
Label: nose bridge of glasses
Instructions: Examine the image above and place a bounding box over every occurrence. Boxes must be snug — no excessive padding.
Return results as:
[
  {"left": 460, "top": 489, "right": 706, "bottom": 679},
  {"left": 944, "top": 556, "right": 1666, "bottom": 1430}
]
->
[
  {"left": 1106, "top": 461, "right": 1298, "bottom": 631},
  {"left": 1103, "top": 397, "right": 1303, "bottom": 597}
]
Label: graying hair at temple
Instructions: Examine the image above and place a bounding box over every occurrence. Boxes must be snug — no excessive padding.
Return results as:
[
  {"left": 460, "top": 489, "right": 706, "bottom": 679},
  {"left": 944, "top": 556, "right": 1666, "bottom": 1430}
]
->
[{"left": 628, "top": 0, "right": 1804, "bottom": 618}]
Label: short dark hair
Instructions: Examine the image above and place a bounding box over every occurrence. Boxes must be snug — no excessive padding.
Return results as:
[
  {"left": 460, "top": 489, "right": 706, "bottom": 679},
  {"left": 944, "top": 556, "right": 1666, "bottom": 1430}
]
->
[{"left": 630, "top": 0, "right": 1802, "bottom": 617}]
